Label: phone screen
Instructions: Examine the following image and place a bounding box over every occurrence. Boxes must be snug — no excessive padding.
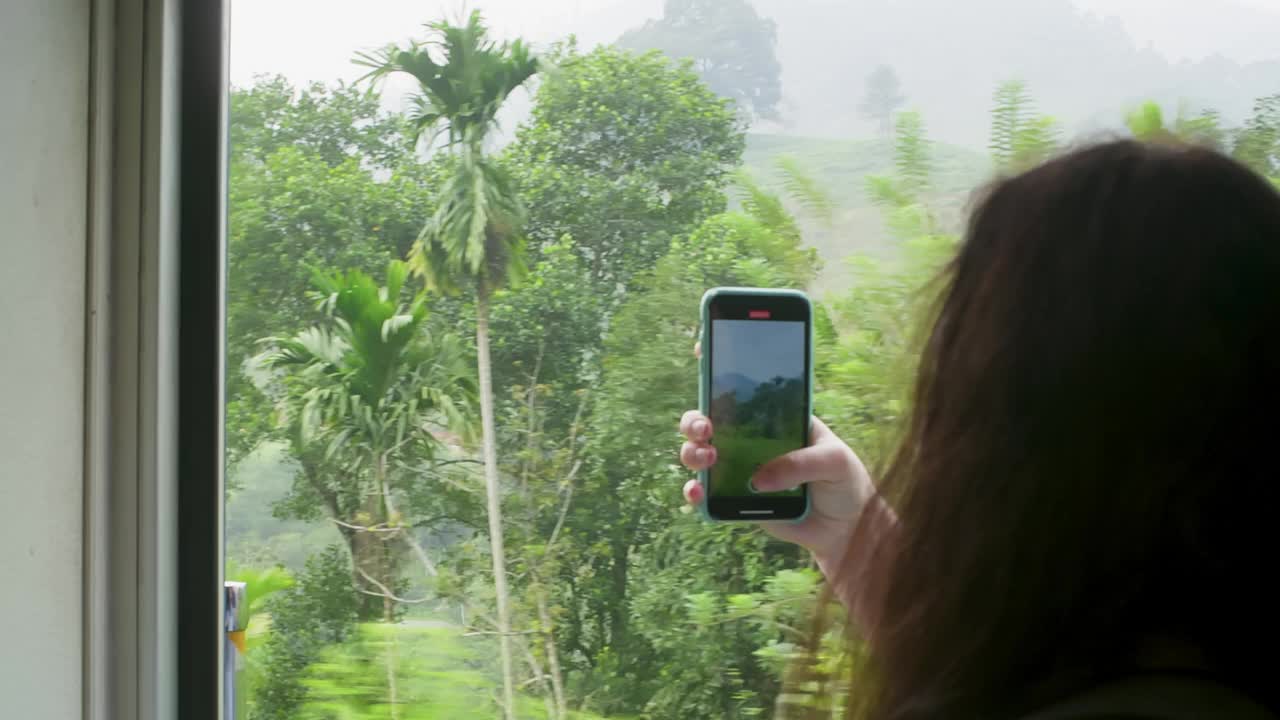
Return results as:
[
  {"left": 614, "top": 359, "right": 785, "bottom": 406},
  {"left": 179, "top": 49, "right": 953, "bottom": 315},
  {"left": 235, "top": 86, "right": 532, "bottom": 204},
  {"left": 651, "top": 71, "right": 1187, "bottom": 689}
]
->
[{"left": 704, "top": 292, "right": 810, "bottom": 519}]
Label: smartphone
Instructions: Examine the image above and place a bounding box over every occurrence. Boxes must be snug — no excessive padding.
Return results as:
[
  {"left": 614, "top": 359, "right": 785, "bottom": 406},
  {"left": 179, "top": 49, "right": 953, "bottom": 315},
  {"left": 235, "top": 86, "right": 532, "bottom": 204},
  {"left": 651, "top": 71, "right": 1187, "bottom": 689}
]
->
[{"left": 699, "top": 287, "right": 812, "bottom": 522}]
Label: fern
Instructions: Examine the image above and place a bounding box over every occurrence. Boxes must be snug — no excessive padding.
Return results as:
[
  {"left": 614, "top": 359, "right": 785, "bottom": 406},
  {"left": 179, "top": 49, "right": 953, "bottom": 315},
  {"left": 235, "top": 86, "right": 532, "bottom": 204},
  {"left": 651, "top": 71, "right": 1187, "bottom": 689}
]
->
[
  {"left": 775, "top": 154, "right": 834, "bottom": 225},
  {"left": 893, "top": 110, "right": 932, "bottom": 197},
  {"left": 989, "top": 80, "right": 1031, "bottom": 169}
]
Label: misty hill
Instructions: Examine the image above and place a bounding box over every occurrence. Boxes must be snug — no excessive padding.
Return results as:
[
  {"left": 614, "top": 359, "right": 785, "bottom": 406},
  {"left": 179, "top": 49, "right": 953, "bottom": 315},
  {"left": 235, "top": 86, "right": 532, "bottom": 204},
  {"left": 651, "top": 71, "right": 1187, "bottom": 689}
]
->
[
  {"left": 715, "top": 371, "right": 765, "bottom": 401},
  {"left": 615, "top": 0, "right": 1280, "bottom": 148},
  {"left": 756, "top": 0, "right": 1280, "bottom": 145}
]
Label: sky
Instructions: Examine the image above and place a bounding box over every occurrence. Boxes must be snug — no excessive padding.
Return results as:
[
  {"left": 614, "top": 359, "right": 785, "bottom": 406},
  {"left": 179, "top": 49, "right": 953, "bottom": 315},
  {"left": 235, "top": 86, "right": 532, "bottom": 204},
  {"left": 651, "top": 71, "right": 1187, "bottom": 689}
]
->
[
  {"left": 712, "top": 320, "right": 805, "bottom": 390},
  {"left": 1072, "top": 0, "right": 1280, "bottom": 62},
  {"left": 229, "top": 0, "right": 1280, "bottom": 87},
  {"left": 227, "top": 0, "right": 1280, "bottom": 147}
]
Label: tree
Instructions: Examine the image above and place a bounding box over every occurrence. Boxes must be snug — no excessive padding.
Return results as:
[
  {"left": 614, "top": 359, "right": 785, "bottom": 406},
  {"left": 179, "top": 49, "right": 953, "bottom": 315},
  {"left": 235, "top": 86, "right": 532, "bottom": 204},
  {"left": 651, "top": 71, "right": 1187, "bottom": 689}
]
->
[
  {"left": 989, "top": 80, "right": 1061, "bottom": 173},
  {"left": 250, "top": 546, "right": 361, "bottom": 720},
  {"left": 618, "top": 0, "right": 782, "bottom": 122},
  {"left": 226, "top": 77, "right": 432, "bottom": 471},
  {"left": 355, "top": 13, "right": 539, "bottom": 718},
  {"left": 264, "top": 261, "right": 474, "bottom": 719},
  {"left": 506, "top": 42, "right": 745, "bottom": 301},
  {"left": 1124, "top": 100, "right": 1226, "bottom": 149},
  {"left": 264, "top": 259, "right": 474, "bottom": 608},
  {"left": 1233, "top": 94, "right": 1280, "bottom": 177},
  {"left": 823, "top": 115, "right": 955, "bottom": 465},
  {"left": 859, "top": 64, "right": 906, "bottom": 136}
]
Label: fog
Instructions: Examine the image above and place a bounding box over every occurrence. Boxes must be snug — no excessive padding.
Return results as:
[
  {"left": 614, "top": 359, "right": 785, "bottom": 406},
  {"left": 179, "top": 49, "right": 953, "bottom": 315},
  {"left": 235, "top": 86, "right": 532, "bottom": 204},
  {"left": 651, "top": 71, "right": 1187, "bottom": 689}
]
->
[{"left": 231, "top": 0, "right": 1280, "bottom": 148}]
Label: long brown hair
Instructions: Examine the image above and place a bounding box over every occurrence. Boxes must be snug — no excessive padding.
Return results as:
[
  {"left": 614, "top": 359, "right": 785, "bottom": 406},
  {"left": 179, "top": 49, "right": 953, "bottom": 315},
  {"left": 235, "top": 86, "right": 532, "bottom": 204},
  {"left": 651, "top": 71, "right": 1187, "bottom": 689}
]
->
[{"left": 849, "top": 140, "right": 1280, "bottom": 719}]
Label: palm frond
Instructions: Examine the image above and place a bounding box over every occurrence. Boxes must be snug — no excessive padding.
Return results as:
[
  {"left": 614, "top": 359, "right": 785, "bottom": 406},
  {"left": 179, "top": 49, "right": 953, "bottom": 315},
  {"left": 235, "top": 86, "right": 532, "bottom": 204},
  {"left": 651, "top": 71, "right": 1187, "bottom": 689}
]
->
[{"left": 775, "top": 155, "right": 834, "bottom": 225}]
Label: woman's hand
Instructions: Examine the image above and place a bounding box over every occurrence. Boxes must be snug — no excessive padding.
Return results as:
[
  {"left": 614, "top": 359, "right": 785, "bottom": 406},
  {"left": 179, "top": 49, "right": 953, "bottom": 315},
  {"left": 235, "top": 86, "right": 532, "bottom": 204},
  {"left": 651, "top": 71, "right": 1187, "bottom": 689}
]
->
[{"left": 679, "top": 410, "right": 877, "bottom": 574}]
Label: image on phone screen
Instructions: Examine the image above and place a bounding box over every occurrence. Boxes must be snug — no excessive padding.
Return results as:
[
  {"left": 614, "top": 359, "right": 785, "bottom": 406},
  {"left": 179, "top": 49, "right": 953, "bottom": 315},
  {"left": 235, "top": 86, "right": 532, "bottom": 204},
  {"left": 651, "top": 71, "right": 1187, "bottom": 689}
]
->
[{"left": 708, "top": 318, "right": 807, "bottom": 499}]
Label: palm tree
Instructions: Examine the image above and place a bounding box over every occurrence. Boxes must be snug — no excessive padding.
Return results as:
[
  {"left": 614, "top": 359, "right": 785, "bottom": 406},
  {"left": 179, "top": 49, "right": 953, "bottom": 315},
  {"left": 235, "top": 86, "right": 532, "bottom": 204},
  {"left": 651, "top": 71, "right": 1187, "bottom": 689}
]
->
[
  {"left": 265, "top": 260, "right": 473, "bottom": 603},
  {"left": 356, "top": 13, "right": 539, "bottom": 719},
  {"left": 265, "top": 260, "right": 474, "bottom": 719}
]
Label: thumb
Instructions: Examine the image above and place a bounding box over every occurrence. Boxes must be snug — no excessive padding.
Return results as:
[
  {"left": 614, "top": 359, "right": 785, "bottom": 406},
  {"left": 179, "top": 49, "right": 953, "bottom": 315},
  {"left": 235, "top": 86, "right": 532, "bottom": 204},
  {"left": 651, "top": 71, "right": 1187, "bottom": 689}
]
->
[{"left": 750, "top": 441, "right": 847, "bottom": 493}]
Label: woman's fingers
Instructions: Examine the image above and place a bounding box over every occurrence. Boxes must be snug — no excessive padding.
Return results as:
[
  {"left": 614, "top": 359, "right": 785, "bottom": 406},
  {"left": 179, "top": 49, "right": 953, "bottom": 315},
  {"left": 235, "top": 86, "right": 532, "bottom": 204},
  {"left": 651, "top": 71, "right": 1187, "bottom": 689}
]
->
[
  {"left": 679, "top": 410, "right": 712, "bottom": 442},
  {"left": 681, "top": 440, "right": 717, "bottom": 470},
  {"left": 683, "top": 478, "right": 705, "bottom": 505},
  {"left": 750, "top": 441, "right": 852, "bottom": 493}
]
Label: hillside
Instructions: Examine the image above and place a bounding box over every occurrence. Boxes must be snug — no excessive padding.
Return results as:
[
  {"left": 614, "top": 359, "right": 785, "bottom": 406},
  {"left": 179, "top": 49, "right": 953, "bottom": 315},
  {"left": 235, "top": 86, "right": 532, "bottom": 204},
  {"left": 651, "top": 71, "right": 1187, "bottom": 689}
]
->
[{"left": 742, "top": 132, "right": 990, "bottom": 298}]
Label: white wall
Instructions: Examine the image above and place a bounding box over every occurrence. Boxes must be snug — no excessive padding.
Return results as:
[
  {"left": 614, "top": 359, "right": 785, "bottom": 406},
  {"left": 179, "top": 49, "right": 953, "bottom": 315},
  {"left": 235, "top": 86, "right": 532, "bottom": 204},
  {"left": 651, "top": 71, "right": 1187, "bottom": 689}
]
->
[{"left": 0, "top": 0, "right": 89, "bottom": 716}]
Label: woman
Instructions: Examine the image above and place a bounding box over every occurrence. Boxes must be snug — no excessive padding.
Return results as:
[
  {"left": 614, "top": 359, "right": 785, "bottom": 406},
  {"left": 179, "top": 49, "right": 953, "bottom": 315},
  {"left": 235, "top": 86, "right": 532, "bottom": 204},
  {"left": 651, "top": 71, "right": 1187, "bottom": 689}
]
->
[{"left": 678, "top": 140, "right": 1280, "bottom": 719}]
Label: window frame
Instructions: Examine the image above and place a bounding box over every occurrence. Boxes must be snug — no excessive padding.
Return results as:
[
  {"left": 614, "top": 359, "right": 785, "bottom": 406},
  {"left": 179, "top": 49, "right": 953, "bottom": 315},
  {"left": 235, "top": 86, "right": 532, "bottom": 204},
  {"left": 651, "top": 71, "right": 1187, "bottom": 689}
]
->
[
  {"left": 175, "top": 0, "right": 230, "bottom": 717},
  {"left": 83, "top": 0, "right": 228, "bottom": 717}
]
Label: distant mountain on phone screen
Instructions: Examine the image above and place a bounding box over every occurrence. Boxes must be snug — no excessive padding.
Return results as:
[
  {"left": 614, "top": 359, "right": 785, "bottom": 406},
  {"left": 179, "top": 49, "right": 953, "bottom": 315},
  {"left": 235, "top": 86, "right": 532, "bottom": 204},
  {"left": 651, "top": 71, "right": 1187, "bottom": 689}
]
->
[{"left": 714, "top": 372, "right": 765, "bottom": 402}]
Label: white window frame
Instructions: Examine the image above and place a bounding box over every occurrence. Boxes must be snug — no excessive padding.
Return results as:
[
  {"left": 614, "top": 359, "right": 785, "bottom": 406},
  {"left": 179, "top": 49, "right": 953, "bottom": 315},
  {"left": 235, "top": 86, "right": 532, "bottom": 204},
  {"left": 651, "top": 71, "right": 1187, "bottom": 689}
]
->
[{"left": 84, "top": 0, "right": 227, "bottom": 718}]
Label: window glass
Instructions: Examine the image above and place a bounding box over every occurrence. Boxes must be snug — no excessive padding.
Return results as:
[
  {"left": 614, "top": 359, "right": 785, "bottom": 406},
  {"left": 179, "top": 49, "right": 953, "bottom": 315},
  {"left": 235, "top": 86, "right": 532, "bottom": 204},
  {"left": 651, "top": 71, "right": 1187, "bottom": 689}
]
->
[{"left": 224, "top": 1, "right": 1280, "bottom": 717}]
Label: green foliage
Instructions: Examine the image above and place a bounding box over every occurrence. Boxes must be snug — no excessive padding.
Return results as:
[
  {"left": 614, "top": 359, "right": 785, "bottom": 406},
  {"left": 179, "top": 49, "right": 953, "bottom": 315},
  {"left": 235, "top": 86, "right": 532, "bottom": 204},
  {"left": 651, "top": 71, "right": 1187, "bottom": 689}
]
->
[
  {"left": 230, "top": 75, "right": 415, "bottom": 169},
  {"left": 354, "top": 11, "right": 538, "bottom": 153},
  {"left": 357, "top": 10, "right": 539, "bottom": 296},
  {"left": 864, "top": 111, "right": 940, "bottom": 244},
  {"left": 262, "top": 261, "right": 476, "bottom": 620},
  {"left": 774, "top": 155, "right": 836, "bottom": 225},
  {"left": 250, "top": 546, "right": 361, "bottom": 720},
  {"left": 264, "top": 261, "right": 473, "bottom": 460},
  {"left": 1126, "top": 100, "right": 1227, "bottom": 149},
  {"left": 858, "top": 65, "right": 906, "bottom": 135},
  {"left": 507, "top": 42, "right": 746, "bottom": 298},
  {"left": 1233, "top": 94, "right": 1280, "bottom": 177},
  {"left": 298, "top": 623, "right": 610, "bottom": 720},
  {"left": 227, "top": 77, "right": 430, "bottom": 469},
  {"left": 821, "top": 113, "right": 956, "bottom": 476},
  {"left": 489, "top": 240, "right": 602, "bottom": 433},
  {"left": 891, "top": 111, "right": 931, "bottom": 198},
  {"left": 816, "top": 235, "right": 953, "bottom": 468},
  {"left": 1125, "top": 100, "right": 1167, "bottom": 141},
  {"left": 617, "top": 0, "right": 782, "bottom": 121},
  {"left": 988, "top": 80, "right": 1061, "bottom": 172},
  {"left": 226, "top": 561, "right": 297, "bottom": 619},
  {"left": 1174, "top": 106, "right": 1226, "bottom": 150}
]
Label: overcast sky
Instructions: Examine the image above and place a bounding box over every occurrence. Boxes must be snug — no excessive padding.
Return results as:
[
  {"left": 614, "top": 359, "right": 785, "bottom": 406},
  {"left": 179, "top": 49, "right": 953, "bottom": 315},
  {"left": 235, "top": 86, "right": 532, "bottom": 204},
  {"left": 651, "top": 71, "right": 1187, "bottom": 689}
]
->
[
  {"left": 229, "top": 0, "right": 1280, "bottom": 87},
  {"left": 712, "top": 320, "right": 805, "bottom": 389}
]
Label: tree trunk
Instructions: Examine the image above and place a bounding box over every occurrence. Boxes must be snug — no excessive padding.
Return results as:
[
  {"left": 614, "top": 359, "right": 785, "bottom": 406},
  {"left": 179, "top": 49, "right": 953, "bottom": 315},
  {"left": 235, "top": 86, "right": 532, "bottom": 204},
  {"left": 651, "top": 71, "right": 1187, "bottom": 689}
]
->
[
  {"left": 535, "top": 584, "right": 567, "bottom": 720},
  {"left": 384, "top": 596, "right": 401, "bottom": 720},
  {"left": 477, "top": 292, "right": 518, "bottom": 720},
  {"left": 377, "top": 453, "right": 402, "bottom": 720}
]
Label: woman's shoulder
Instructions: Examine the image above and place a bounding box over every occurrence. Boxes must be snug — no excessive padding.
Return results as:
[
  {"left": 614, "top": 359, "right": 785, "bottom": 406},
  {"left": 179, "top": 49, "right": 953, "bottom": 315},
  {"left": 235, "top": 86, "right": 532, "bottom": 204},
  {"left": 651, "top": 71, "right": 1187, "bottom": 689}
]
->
[{"left": 1020, "top": 672, "right": 1277, "bottom": 720}]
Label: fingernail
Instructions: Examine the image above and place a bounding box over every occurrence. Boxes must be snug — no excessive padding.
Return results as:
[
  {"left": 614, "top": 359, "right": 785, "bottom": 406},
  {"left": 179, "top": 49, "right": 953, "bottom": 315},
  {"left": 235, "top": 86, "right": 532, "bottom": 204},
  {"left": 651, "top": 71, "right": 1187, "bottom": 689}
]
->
[
  {"left": 692, "top": 420, "right": 708, "bottom": 438},
  {"left": 694, "top": 447, "right": 709, "bottom": 465},
  {"left": 749, "top": 477, "right": 764, "bottom": 493}
]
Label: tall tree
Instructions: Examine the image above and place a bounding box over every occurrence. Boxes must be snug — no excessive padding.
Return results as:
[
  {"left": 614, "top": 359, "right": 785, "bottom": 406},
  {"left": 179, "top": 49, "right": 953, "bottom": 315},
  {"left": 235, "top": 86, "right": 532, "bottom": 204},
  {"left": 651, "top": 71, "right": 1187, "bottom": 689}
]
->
[
  {"left": 858, "top": 64, "right": 906, "bottom": 136},
  {"left": 618, "top": 0, "right": 782, "bottom": 122},
  {"left": 989, "top": 80, "right": 1061, "bottom": 172},
  {"left": 264, "top": 261, "right": 474, "bottom": 719},
  {"left": 1233, "top": 94, "right": 1280, "bottom": 177},
  {"left": 356, "top": 13, "right": 539, "bottom": 719},
  {"left": 263, "top": 262, "right": 474, "bottom": 613},
  {"left": 226, "top": 77, "right": 430, "bottom": 471},
  {"left": 506, "top": 42, "right": 745, "bottom": 302}
]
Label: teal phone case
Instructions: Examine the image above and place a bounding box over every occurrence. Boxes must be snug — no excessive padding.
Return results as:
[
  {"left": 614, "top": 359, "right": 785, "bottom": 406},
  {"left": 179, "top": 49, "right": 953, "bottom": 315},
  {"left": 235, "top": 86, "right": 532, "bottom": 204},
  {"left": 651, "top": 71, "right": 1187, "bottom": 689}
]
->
[{"left": 698, "top": 287, "right": 813, "bottom": 523}]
